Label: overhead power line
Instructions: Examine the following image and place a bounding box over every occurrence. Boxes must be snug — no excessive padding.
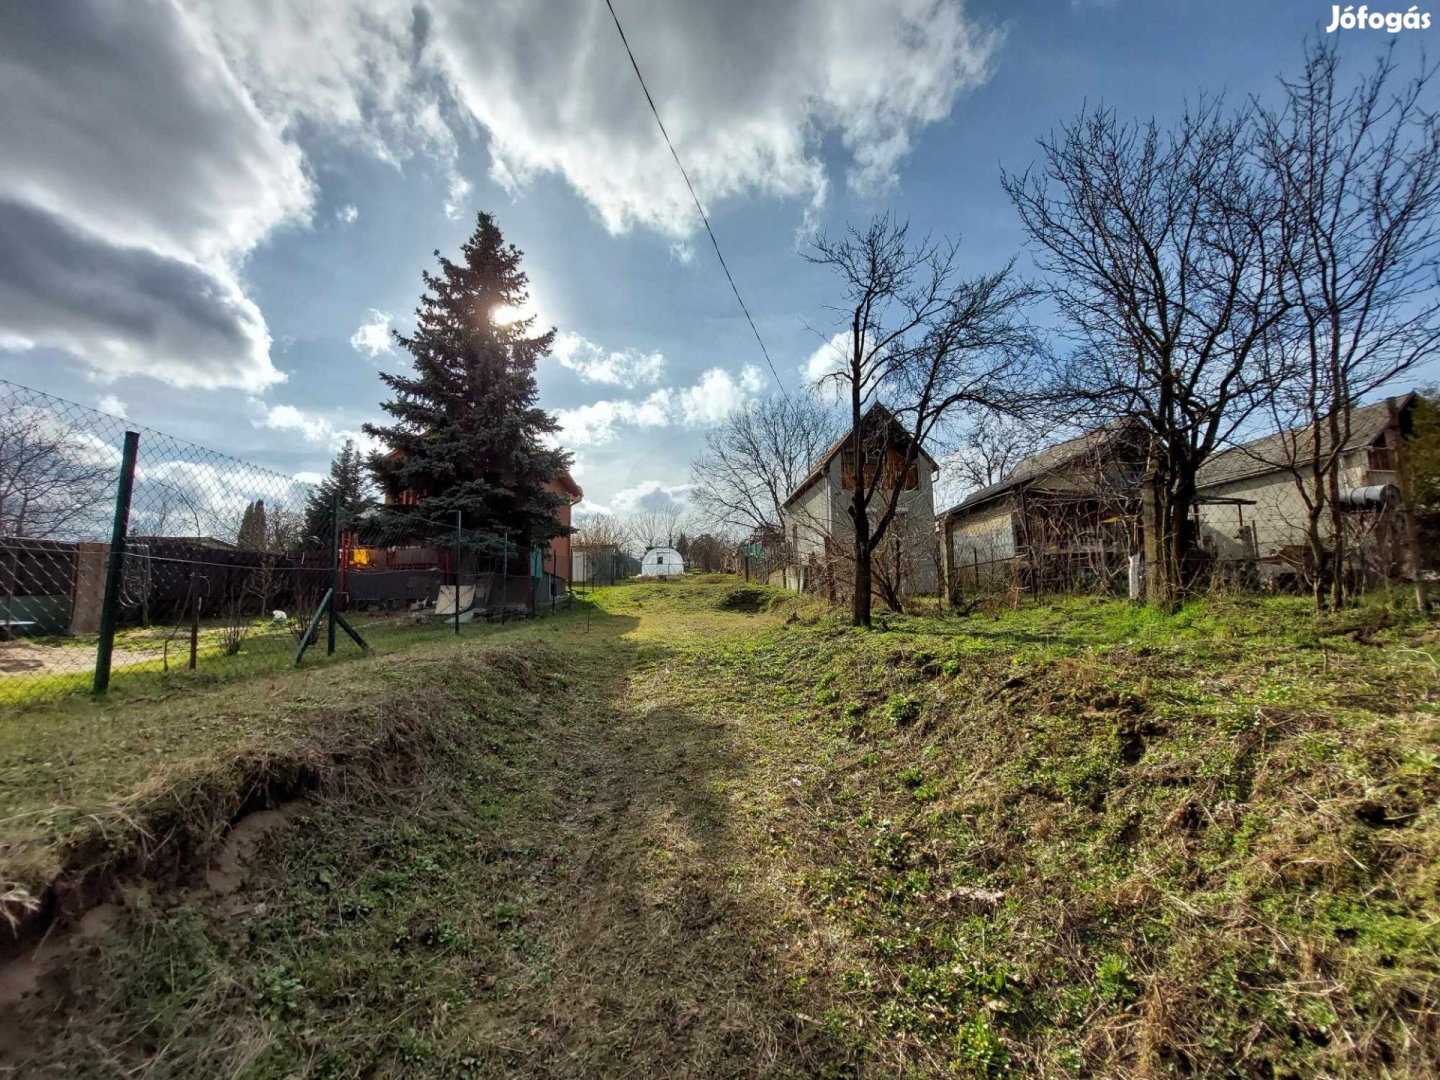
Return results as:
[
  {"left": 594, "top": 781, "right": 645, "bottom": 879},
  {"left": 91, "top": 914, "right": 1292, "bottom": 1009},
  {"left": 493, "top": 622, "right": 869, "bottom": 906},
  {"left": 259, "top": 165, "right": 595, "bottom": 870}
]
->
[{"left": 602, "top": 0, "right": 785, "bottom": 393}]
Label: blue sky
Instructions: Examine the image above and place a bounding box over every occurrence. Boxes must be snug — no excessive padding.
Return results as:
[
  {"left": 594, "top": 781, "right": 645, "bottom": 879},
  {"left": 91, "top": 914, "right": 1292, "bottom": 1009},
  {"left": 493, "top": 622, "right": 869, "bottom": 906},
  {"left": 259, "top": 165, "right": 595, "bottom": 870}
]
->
[{"left": 2, "top": 0, "right": 1435, "bottom": 521}]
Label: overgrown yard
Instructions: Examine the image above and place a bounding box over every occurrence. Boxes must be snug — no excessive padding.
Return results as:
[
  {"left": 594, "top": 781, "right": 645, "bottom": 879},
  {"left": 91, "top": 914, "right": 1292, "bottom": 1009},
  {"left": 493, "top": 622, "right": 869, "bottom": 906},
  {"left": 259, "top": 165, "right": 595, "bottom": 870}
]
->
[{"left": 2, "top": 576, "right": 1438, "bottom": 1077}]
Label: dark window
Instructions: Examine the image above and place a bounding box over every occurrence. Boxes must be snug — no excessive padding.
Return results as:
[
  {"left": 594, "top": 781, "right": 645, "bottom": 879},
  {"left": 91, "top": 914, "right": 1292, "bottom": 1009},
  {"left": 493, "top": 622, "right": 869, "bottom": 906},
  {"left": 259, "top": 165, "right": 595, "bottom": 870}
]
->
[{"left": 1368, "top": 444, "right": 1394, "bottom": 471}]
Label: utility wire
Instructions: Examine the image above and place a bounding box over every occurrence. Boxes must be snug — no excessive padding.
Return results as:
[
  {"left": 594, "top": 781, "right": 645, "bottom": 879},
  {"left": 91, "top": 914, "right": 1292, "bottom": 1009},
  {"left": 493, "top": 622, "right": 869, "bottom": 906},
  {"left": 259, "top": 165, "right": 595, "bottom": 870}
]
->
[{"left": 602, "top": 0, "right": 785, "bottom": 393}]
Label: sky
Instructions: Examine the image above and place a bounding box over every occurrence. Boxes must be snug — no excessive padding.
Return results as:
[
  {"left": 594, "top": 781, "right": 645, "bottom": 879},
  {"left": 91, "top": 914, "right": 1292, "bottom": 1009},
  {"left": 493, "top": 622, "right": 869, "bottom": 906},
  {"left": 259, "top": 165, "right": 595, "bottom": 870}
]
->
[{"left": 1, "top": 0, "right": 1436, "bottom": 524}]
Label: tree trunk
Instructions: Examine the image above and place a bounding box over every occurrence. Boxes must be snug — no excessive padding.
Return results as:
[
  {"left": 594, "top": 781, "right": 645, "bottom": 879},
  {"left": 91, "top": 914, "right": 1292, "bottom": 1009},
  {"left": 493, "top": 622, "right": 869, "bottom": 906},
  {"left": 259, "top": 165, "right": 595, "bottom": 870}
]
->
[
  {"left": 1308, "top": 506, "right": 1328, "bottom": 612},
  {"left": 1327, "top": 458, "right": 1346, "bottom": 609},
  {"left": 852, "top": 513, "right": 872, "bottom": 628},
  {"left": 1145, "top": 467, "right": 1195, "bottom": 611},
  {"left": 1142, "top": 463, "right": 1167, "bottom": 605}
]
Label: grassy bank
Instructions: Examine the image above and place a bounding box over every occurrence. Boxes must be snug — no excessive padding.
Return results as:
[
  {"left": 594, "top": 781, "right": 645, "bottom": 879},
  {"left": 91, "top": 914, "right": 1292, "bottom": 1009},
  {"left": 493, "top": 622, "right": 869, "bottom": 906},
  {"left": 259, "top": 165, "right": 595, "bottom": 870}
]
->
[{"left": 3, "top": 578, "right": 1437, "bottom": 1076}]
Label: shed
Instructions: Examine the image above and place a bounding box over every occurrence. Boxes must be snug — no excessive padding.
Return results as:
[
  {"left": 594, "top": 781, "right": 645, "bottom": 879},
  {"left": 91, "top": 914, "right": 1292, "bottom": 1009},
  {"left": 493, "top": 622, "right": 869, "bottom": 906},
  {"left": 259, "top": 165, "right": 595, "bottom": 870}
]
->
[{"left": 640, "top": 547, "right": 685, "bottom": 577}]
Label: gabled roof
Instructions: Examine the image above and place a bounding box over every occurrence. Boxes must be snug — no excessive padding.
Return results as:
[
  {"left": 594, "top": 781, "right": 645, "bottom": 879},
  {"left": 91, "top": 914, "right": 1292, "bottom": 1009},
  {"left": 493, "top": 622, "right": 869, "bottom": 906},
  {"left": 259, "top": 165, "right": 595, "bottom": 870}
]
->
[
  {"left": 939, "top": 418, "right": 1144, "bottom": 519},
  {"left": 1196, "top": 394, "right": 1414, "bottom": 490},
  {"left": 781, "top": 404, "right": 938, "bottom": 510}
]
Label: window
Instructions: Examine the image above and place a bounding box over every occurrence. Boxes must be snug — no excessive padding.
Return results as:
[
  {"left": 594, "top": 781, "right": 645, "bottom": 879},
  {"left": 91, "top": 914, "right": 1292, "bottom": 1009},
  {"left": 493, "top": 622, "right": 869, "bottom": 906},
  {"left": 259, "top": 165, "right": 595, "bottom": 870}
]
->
[
  {"left": 1368, "top": 443, "right": 1394, "bottom": 472},
  {"left": 655, "top": 553, "right": 663, "bottom": 564}
]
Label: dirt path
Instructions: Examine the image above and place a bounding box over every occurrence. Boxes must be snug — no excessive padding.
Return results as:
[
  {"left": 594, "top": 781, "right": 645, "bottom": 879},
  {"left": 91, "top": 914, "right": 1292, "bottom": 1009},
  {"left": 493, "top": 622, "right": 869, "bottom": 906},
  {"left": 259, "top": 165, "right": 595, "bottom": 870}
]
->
[{"left": 448, "top": 641, "right": 837, "bottom": 1076}]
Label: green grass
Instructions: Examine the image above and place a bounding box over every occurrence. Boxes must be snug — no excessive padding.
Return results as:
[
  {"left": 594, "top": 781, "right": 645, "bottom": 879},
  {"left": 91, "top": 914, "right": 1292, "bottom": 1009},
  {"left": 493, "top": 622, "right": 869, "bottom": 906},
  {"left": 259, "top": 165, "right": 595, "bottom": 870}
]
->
[
  {"left": 3, "top": 576, "right": 1438, "bottom": 1077},
  {"left": 0, "top": 602, "right": 585, "bottom": 709}
]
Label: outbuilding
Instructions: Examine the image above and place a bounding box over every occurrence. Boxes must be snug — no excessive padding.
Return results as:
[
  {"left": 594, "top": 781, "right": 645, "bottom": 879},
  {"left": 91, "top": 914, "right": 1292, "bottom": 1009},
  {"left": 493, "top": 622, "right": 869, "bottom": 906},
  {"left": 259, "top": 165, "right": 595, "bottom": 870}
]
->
[{"left": 640, "top": 546, "right": 685, "bottom": 577}]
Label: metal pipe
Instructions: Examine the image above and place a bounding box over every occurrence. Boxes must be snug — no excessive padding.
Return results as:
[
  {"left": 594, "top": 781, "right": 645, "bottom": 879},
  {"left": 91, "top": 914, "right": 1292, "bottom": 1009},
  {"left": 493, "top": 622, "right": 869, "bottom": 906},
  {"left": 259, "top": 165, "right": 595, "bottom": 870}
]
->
[{"left": 93, "top": 430, "right": 139, "bottom": 694}]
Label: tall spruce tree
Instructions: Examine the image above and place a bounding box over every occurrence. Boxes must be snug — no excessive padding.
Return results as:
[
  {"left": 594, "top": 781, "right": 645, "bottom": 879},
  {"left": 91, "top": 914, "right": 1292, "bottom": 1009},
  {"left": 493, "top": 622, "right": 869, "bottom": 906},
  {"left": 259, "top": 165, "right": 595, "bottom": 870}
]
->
[
  {"left": 302, "top": 439, "right": 375, "bottom": 547},
  {"left": 364, "top": 213, "right": 570, "bottom": 544}
]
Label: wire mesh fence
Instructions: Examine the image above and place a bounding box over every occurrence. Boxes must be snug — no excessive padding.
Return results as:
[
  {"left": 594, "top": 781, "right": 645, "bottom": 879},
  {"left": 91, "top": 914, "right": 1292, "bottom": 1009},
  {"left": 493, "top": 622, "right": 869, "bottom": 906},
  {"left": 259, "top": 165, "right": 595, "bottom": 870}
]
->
[{"left": 0, "top": 380, "right": 575, "bottom": 709}]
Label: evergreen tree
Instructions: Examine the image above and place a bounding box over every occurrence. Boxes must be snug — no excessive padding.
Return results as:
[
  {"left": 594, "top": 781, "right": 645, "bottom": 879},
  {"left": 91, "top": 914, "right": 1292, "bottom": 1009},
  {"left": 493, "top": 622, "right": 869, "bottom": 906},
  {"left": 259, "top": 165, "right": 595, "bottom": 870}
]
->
[
  {"left": 237, "top": 499, "right": 267, "bottom": 549},
  {"left": 302, "top": 439, "right": 375, "bottom": 547},
  {"left": 364, "top": 213, "right": 570, "bottom": 544}
]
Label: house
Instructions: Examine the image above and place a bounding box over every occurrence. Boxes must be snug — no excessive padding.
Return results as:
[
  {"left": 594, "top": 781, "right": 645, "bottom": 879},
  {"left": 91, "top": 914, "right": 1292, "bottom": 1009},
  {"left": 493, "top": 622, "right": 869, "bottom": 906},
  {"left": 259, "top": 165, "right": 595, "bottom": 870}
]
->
[
  {"left": 371, "top": 447, "right": 580, "bottom": 572},
  {"left": 1194, "top": 395, "right": 1415, "bottom": 579},
  {"left": 544, "top": 473, "right": 583, "bottom": 583},
  {"left": 640, "top": 546, "right": 685, "bottom": 577},
  {"left": 780, "top": 404, "right": 940, "bottom": 598},
  {"left": 936, "top": 394, "right": 1418, "bottom": 596},
  {"left": 355, "top": 450, "right": 582, "bottom": 611},
  {"left": 937, "top": 420, "right": 1146, "bottom": 598}
]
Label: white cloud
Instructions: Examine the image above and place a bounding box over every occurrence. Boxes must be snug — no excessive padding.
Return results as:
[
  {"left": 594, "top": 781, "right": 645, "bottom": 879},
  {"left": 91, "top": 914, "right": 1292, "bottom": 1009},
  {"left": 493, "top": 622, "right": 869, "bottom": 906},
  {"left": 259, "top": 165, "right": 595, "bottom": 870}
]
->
[
  {"left": 0, "top": 0, "right": 1000, "bottom": 391},
  {"left": 256, "top": 402, "right": 333, "bottom": 444},
  {"left": 0, "top": 0, "right": 307, "bottom": 389},
  {"left": 0, "top": 200, "right": 281, "bottom": 390},
  {"left": 669, "top": 241, "right": 695, "bottom": 266},
  {"left": 426, "top": 0, "right": 998, "bottom": 236},
  {"left": 555, "top": 390, "right": 674, "bottom": 447},
  {"left": 293, "top": 470, "right": 325, "bottom": 484},
  {"left": 802, "top": 331, "right": 851, "bottom": 405},
  {"left": 443, "top": 172, "right": 471, "bottom": 221},
  {"left": 350, "top": 309, "right": 394, "bottom": 357},
  {"left": 96, "top": 394, "right": 127, "bottom": 418},
  {"left": 249, "top": 404, "right": 383, "bottom": 458},
  {"left": 190, "top": 0, "right": 1000, "bottom": 238},
  {"left": 336, "top": 203, "right": 359, "bottom": 223},
  {"left": 190, "top": 0, "right": 454, "bottom": 164},
  {"left": 330, "top": 427, "right": 384, "bottom": 455},
  {"left": 552, "top": 331, "right": 666, "bottom": 387},
  {"left": 677, "top": 365, "right": 765, "bottom": 425},
  {"left": 553, "top": 362, "right": 764, "bottom": 447},
  {"left": 610, "top": 480, "right": 692, "bottom": 515}
]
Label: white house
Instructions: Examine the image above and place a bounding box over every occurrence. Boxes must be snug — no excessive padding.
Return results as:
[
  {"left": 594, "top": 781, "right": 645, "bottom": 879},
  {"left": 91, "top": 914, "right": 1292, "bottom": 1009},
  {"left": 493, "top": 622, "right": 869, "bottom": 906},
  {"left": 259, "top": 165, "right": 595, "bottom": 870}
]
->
[
  {"left": 640, "top": 546, "right": 686, "bottom": 577},
  {"left": 1193, "top": 394, "right": 1415, "bottom": 573},
  {"left": 780, "top": 404, "right": 940, "bottom": 598}
]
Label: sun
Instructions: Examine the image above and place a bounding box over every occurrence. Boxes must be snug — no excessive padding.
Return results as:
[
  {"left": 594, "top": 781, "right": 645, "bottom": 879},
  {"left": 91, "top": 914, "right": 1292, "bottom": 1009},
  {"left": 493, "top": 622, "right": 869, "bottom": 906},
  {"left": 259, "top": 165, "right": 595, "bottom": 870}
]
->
[{"left": 491, "top": 301, "right": 534, "bottom": 326}]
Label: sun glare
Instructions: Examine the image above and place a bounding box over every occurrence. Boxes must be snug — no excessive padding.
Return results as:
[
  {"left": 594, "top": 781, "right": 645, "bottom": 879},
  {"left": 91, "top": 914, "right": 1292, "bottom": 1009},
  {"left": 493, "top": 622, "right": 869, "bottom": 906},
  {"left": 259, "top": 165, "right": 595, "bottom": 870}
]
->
[{"left": 491, "top": 301, "right": 533, "bottom": 326}]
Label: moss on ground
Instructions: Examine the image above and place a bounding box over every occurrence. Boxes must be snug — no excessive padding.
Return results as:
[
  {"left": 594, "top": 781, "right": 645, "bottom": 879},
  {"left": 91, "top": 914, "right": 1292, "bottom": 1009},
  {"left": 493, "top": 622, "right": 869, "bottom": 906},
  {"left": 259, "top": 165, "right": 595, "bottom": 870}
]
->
[{"left": 2, "top": 578, "right": 1437, "bottom": 1077}]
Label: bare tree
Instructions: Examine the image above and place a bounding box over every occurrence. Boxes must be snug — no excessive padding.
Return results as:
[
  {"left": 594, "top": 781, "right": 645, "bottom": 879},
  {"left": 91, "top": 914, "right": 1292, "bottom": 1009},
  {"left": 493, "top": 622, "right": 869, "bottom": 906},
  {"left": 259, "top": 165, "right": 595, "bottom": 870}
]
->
[
  {"left": 1004, "top": 100, "right": 1288, "bottom": 606},
  {"left": 138, "top": 477, "right": 210, "bottom": 539},
  {"left": 0, "top": 401, "right": 113, "bottom": 539},
  {"left": 938, "top": 413, "right": 1047, "bottom": 501},
  {"left": 689, "top": 395, "right": 844, "bottom": 536},
  {"left": 573, "top": 513, "right": 628, "bottom": 553},
  {"left": 806, "top": 216, "right": 1039, "bottom": 626},
  {"left": 686, "top": 533, "right": 730, "bottom": 572},
  {"left": 1254, "top": 41, "right": 1440, "bottom": 609},
  {"left": 623, "top": 504, "right": 685, "bottom": 556}
]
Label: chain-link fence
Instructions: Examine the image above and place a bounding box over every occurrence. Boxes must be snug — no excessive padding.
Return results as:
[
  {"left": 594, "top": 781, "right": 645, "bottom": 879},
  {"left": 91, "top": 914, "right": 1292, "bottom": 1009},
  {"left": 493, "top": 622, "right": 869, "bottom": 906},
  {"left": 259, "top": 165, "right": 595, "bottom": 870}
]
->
[{"left": 0, "top": 380, "right": 574, "bottom": 708}]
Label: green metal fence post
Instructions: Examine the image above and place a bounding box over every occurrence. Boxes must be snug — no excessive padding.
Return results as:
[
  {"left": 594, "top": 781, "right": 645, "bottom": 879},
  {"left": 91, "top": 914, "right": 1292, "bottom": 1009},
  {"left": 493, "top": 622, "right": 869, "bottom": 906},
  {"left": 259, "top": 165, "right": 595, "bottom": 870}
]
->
[
  {"left": 454, "top": 510, "right": 461, "bottom": 636},
  {"left": 93, "top": 430, "right": 140, "bottom": 695},
  {"left": 327, "top": 494, "right": 339, "bottom": 655}
]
